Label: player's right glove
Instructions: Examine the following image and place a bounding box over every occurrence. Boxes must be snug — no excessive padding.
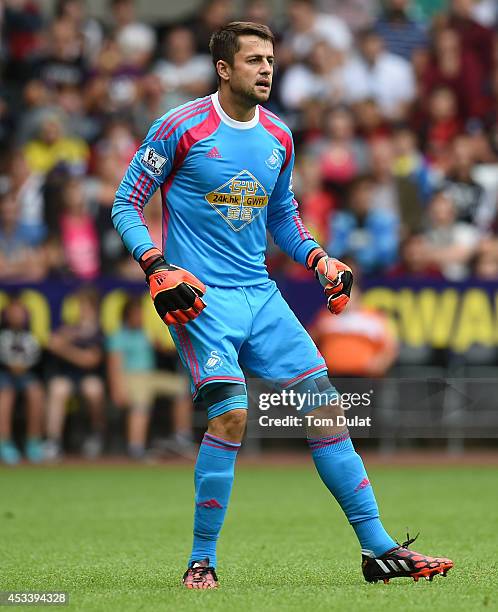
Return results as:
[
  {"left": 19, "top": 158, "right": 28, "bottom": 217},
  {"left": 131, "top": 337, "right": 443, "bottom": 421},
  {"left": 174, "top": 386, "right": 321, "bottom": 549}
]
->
[
  {"left": 139, "top": 248, "right": 206, "bottom": 326},
  {"left": 306, "top": 247, "right": 353, "bottom": 315}
]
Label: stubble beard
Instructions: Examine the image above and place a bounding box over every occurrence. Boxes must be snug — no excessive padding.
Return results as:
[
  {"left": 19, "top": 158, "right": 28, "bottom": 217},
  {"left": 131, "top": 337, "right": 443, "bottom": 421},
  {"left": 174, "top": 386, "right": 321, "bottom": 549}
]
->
[{"left": 231, "top": 80, "right": 271, "bottom": 108}]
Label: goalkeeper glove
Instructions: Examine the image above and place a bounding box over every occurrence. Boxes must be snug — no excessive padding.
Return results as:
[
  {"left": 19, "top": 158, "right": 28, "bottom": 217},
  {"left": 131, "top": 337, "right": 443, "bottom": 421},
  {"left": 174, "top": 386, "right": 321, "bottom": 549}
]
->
[
  {"left": 306, "top": 247, "right": 353, "bottom": 315},
  {"left": 139, "top": 248, "right": 206, "bottom": 325}
]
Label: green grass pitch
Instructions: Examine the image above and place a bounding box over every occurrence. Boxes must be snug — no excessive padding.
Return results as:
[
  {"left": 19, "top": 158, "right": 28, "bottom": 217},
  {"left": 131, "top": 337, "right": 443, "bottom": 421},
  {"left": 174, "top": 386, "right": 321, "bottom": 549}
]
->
[{"left": 2, "top": 463, "right": 496, "bottom": 611}]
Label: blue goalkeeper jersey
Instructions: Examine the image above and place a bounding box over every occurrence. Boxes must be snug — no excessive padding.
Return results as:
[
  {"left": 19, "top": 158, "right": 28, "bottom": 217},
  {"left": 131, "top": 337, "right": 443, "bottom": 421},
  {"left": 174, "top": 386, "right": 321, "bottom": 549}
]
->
[{"left": 112, "top": 92, "right": 319, "bottom": 286}]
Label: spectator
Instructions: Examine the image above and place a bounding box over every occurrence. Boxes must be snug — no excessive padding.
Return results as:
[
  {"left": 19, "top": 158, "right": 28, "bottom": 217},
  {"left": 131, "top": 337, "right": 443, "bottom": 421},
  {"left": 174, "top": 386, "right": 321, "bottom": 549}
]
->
[
  {"left": 370, "top": 137, "right": 425, "bottom": 235},
  {"left": 353, "top": 98, "right": 392, "bottom": 141},
  {"left": 312, "top": 285, "right": 399, "bottom": 377},
  {"left": 91, "top": 118, "right": 137, "bottom": 171},
  {"left": 116, "top": 22, "right": 156, "bottom": 74},
  {"left": 2, "top": 0, "right": 45, "bottom": 85},
  {"left": 293, "top": 155, "right": 336, "bottom": 245},
  {"left": 132, "top": 73, "right": 166, "bottom": 137},
  {"left": 388, "top": 232, "right": 443, "bottom": 278},
  {"left": 86, "top": 35, "right": 146, "bottom": 115},
  {"left": 55, "top": 0, "right": 104, "bottom": 64},
  {"left": 307, "top": 105, "right": 368, "bottom": 200},
  {"left": 85, "top": 145, "right": 130, "bottom": 275},
  {"left": 0, "top": 189, "right": 48, "bottom": 282},
  {"left": 7, "top": 148, "right": 46, "bottom": 244},
  {"left": 473, "top": 238, "right": 498, "bottom": 279},
  {"left": 343, "top": 28, "right": 416, "bottom": 120},
  {"left": 52, "top": 176, "right": 101, "bottom": 280},
  {"left": 45, "top": 287, "right": 106, "bottom": 461},
  {"left": 37, "top": 17, "right": 87, "bottom": 90},
  {"left": 153, "top": 26, "right": 214, "bottom": 111},
  {"left": 279, "top": 40, "right": 347, "bottom": 111},
  {"left": 108, "top": 0, "right": 156, "bottom": 60},
  {"left": 420, "top": 87, "right": 462, "bottom": 171},
  {"left": 23, "top": 111, "right": 89, "bottom": 175},
  {"left": 423, "top": 189, "right": 480, "bottom": 280},
  {"left": 374, "top": 0, "right": 428, "bottom": 62},
  {"left": 422, "top": 27, "right": 488, "bottom": 122},
  {"left": 243, "top": 0, "right": 276, "bottom": 28},
  {"left": 447, "top": 0, "right": 495, "bottom": 76},
  {"left": 282, "top": 0, "right": 352, "bottom": 63},
  {"left": 108, "top": 0, "right": 134, "bottom": 32},
  {"left": 82, "top": 47, "right": 116, "bottom": 121},
  {"left": 15, "top": 79, "right": 51, "bottom": 145},
  {"left": 369, "top": 138, "right": 399, "bottom": 215},
  {"left": 322, "top": 0, "right": 380, "bottom": 33},
  {"left": 293, "top": 100, "right": 331, "bottom": 145},
  {"left": 392, "top": 125, "right": 434, "bottom": 205},
  {"left": 186, "top": 0, "right": 235, "bottom": 54},
  {"left": 467, "top": 119, "right": 498, "bottom": 165},
  {"left": 441, "top": 134, "right": 494, "bottom": 230},
  {"left": 52, "top": 83, "right": 101, "bottom": 143},
  {"left": 106, "top": 296, "right": 192, "bottom": 460},
  {"left": 0, "top": 298, "right": 45, "bottom": 465},
  {"left": 328, "top": 175, "right": 400, "bottom": 274}
]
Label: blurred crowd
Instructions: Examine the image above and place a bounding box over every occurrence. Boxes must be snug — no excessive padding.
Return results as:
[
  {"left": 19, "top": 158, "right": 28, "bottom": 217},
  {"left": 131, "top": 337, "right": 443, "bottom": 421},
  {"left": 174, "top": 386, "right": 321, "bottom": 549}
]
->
[
  {"left": 1, "top": 0, "right": 498, "bottom": 462},
  {"left": 0, "top": 0, "right": 496, "bottom": 283},
  {"left": 0, "top": 289, "right": 195, "bottom": 464},
  {"left": 0, "top": 283, "right": 401, "bottom": 465}
]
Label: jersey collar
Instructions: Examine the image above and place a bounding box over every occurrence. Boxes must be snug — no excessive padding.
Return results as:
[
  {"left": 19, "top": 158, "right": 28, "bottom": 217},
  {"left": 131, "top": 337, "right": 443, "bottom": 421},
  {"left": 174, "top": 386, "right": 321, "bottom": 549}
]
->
[{"left": 211, "top": 92, "right": 259, "bottom": 130}]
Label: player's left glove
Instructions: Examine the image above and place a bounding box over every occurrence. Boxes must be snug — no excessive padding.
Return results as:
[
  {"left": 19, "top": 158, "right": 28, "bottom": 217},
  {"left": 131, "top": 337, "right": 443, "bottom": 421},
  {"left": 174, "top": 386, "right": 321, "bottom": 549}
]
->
[
  {"left": 139, "top": 248, "right": 206, "bottom": 326},
  {"left": 306, "top": 247, "right": 353, "bottom": 315}
]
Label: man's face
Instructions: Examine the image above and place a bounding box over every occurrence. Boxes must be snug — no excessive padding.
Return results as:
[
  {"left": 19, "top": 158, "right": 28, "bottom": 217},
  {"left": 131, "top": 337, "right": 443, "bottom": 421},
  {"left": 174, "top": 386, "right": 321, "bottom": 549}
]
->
[
  {"left": 167, "top": 28, "right": 194, "bottom": 64},
  {"left": 223, "top": 35, "right": 274, "bottom": 104},
  {"left": 361, "top": 34, "right": 383, "bottom": 63}
]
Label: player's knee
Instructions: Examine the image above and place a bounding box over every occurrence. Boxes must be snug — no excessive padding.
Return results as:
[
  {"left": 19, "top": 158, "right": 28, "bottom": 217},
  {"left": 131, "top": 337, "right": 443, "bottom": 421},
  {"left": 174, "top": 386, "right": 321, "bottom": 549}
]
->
[
  {"left": 197, "top": 382, "right": 248, "bottom": 442},
  {"left": 208, "top": 409, "right": 247, "bottom": 441},
  {"left": 288, "top": 375, "right": 340, "bottom": 415}
]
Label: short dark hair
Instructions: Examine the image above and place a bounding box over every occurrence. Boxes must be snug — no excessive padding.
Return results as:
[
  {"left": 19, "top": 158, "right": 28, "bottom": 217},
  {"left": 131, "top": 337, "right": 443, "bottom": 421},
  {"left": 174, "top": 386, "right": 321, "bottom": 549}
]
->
[
  {"left": 209, "top": 21, "right": 274, "bottom": 72},
  {"left": 357, "top": 27, "right": 381, "bottom": 43},
  {"left": 348, "top": 173, "right": 375, "bottom": 196},
  {"left": 122, "top": 295, "right": 143, "bottom": 323}
]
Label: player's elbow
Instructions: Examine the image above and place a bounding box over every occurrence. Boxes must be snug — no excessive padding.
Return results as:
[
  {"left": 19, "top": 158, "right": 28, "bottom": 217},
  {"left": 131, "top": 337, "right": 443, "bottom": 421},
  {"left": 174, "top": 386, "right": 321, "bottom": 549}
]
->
[{"left": 111, "top": 196, "right": 127, "bottom": 234}]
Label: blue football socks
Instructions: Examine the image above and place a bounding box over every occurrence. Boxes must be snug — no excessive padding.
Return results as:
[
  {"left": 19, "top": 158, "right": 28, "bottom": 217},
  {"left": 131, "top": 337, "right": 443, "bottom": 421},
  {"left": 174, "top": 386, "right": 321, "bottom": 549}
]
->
[
  {"left": 189, "top": 432, "right": 240, "bottom": 567},
  {"left": 308, "top": 431, "right": 397, "bottom": 556}
]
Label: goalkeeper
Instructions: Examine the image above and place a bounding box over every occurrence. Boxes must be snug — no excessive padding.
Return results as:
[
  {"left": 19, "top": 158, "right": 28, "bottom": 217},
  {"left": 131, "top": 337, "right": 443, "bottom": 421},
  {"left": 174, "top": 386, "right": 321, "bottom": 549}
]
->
[{"left": 112, "top": 21, "right": 453, "bottom": 589}]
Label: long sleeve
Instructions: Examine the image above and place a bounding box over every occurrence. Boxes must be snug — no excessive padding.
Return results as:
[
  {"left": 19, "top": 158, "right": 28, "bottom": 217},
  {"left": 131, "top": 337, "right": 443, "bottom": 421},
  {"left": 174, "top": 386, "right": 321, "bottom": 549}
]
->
[
  {"left": 112, "top": 116, "right": 175, "bottom": 261},
  {"left": 267, "top": 138, "right": 320, "bottom": 266}
]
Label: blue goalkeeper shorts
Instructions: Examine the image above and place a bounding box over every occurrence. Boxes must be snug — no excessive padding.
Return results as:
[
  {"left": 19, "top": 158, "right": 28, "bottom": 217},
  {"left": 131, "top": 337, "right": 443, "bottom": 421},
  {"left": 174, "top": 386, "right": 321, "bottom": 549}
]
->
[{"left": 168, "top": 279, "right": 327, "bottom": 401}]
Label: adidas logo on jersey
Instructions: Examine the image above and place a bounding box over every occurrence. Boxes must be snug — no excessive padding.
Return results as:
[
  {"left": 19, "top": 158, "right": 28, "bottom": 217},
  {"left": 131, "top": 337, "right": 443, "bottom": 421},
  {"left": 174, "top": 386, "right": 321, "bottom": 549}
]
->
[{"left": 206, "top": 146, "right": 222, "bottom": 159}]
